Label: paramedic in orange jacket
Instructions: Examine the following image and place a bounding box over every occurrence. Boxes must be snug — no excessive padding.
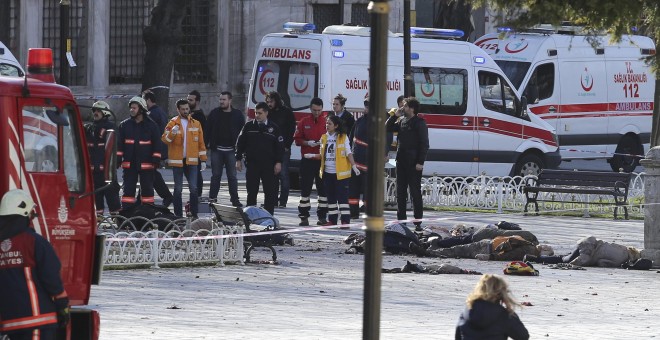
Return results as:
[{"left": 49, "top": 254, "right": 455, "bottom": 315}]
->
[{"left": 162, "top": 98, "right": 208, "bottom": 219}]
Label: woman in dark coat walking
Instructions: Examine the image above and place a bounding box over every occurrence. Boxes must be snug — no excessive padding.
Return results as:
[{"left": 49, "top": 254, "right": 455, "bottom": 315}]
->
[{"left": 456, "top": 274, "right": 529, "bottom": 340}]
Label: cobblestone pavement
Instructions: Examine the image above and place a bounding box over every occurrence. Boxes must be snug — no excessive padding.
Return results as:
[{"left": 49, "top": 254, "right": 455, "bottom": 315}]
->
[{"left": 90, "top": 180, "right": 659, "bottom": 339}]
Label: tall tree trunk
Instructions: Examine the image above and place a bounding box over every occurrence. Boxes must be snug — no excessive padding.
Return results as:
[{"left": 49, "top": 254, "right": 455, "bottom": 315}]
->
[
  {"left": 141, "top": 0, "right": 189, "bottom": 113},
  {"left": 433, "top": 0, "right": 474, "bottom": 41}
]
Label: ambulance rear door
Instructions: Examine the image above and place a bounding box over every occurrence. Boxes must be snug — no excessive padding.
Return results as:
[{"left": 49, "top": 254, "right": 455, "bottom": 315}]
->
[{"left": 250, "top": 36, "right": 321, "bottom": 164}]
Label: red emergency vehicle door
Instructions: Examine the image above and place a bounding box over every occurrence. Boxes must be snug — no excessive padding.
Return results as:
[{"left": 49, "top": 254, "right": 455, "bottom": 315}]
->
[{"left": 17, "top": 98, "right": 96, "bottom": 306}]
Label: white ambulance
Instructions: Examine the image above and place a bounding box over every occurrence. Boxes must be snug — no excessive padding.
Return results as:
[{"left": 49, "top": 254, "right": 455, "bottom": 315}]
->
[
  {"left": 0, "top": 40, "right": 24, "bottom": 77},
  {"left": 475, "top": 26, "right": 656, "bottom": 172},
  {"left": 247, "top": 22, "right": 560, "bottom": 179}
]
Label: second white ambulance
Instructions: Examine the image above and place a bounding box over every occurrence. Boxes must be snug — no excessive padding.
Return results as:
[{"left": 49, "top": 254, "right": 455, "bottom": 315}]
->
[
  {"left": 476, "top": 26, "right": 656, "bottom": 172},
  {"left": 248, "top": 23, "right": 560, "bottom": 178}
]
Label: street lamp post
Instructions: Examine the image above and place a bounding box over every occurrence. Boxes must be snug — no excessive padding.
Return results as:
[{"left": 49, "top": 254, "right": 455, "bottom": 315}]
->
[
  {"left": 363, "top": 1, "right": 389, "bottom": 339},
  {"left": 59, "top": 0, "right": 70, "bottom": 86}
]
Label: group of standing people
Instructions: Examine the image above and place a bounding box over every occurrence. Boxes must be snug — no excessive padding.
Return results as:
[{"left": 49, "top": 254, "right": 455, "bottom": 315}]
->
[{"left": 89, "top": 89, "right": 430, "bottom": 229}]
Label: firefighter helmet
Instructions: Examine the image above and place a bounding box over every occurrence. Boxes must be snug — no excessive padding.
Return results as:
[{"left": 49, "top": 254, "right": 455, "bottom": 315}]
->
[
  {"left": 92, "top": 101, "right": 111, "bottom": 117},
  {"left": 0, "top": 189, "right": 37, "bottom": 217},
  {"left": 128, "top": 96, "right": 148, "bottom": 112}
]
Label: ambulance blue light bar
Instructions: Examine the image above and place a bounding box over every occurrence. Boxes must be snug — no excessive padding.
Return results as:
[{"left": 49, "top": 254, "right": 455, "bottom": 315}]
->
[
  {"left": 473, "top": 56, "right": 486, "bottom": 64},
  {"left": 411, "top": 52, "right": 420, "bottom": 60},
  {"left": 283, "top": 22, "right": 316, "bottom": 33},
  {"left": 497, "top": 27, "right": 513, "bottom": 33},
  {"left": 331, "top": 39, "right": 343, "bottom": 46},
  {"left": 410, "top": 27, "right": 464, "bottom": 39}
]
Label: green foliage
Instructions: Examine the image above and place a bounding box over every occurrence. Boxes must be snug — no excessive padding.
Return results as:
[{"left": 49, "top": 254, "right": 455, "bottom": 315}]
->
[{"left": 471, "top": 0, "right": 659, "bottom": 74}]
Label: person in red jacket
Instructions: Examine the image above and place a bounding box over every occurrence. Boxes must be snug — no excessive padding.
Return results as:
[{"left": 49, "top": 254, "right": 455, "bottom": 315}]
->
[
  {"left": 293, "top": 97, "right": 328, "bottom": 226},
  {"left": 0, "top": 189, "right": 70, "bottom": 340}
]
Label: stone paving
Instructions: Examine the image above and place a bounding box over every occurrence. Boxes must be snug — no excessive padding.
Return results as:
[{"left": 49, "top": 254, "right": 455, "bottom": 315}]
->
[{"left": 89, "top": 182, "right": 659, "bottom": 339}]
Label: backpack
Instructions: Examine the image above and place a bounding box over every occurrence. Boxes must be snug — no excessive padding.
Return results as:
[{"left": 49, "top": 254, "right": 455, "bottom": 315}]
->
[
  {"left": 503, "top": 261, "right": 539, "bottom": 276},
  {"left": 242, "top": 206, "right": 293, "bottom": 246}
]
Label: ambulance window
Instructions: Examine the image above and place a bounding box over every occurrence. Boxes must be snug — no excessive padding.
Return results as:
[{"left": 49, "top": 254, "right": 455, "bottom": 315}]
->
[
  {"left": 61, "top": 105, "right": 85, "bottom": 192},
  {"left": 22, "top": 106, "right": 60, "bottom": 173},
  {"left": 253, "top": 61, "right": 281, "bottom": 103},
  {"left": 287, "top": 63, "right": 317, "bottom": 110},
  {"left": 524, "top": 63, "right": 555, "bottom": 102},
  {"left": 494, "top": 60, "right": 531, "bottom": 90},
  {"left": 252, "top": 60, "right": 319, "bottom": 111},
  {"left": 411, "top": 67, "right": 467, "bottom": 115},
  {"left": 478, "top": 71, "right": 520, "bottom": 117},
  {"left": 0, "top": 63, "right": 24, "bottom": 77}
]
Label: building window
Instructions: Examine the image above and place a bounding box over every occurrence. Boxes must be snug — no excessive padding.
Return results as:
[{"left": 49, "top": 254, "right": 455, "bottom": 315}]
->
[
  {"left": 351, "top": 3, "right": 370, "bottom": 26},
  {"left": 0, "top": 0, "right": 20, "bottom": 53},
  {"left": 174, "top": 0, "right": 216, "bottom": 83},
  {"left": 42, "top": 0, "right": 88, "bottom": 86},
  {"left": 313, "top": 4, "right": 340, "bottom": 33},
  {"left": 109, "top": 0, "right": 155, "bottom": 85}
]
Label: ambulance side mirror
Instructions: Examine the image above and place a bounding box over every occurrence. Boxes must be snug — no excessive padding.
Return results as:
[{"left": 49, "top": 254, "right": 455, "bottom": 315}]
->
[
  {"left": 520, "top": 96, "right": 530, "bottom": 120},
  {"left": 103, "top": 129, "right": 117, "bottom": 184}
]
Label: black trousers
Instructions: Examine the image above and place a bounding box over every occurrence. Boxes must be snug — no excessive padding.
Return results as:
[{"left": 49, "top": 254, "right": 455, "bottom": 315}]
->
[
  {"left": 245, "top": 162, "right": 276, "bottom": 215},
  {"left": 395, "top": 161, "right": 423, "bottom": 224},
  {"left": 153, "top": 168, "right": 173, "bottom": 201},
  {"left": 348, "top": 169, "right": 367, "bottom": 217},
  {"left": 298, "top": 158, "right": 327, "bottom": 219},
  {"left": 93, "top": 170, "right": 121, "bottom": 214}
]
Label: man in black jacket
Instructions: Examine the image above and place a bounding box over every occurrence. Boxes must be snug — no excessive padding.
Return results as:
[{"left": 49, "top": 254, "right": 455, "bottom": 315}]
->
[
  {"left": 143, "top": 89, "right": 173, "bottom": 207},
  {"left": 235, "top": 102, "right": 285, "bottom": 215},
  {"left": 207, "top": 91, "right": 245, "bottom": 207},
  {"left": 266, "top": 91, "right": 296, "bottom": 208},
  {"left": 385, "top": 97, "right": 429, "bottom": 231},
  {"left": 188, "top": 90, "right": 207, "bottom": 197}
]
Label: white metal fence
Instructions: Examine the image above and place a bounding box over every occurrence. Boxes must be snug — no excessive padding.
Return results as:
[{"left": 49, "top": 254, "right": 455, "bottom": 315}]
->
[{"left": 98, "top": 172, "right": 646, "bottom": 267}]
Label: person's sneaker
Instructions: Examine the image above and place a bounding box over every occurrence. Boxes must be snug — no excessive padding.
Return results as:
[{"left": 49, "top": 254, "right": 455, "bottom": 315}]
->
[
  {"left": 299, "top": 217, "right": 309, "bottom": 227},
  {"left": 414, "top": 224, "right": 423, "bottom": 232},
  {"left": 317, "top": 218, "right": 329, "bottom": 226},
  {"left": 278, "top": 204, "right": 286, "bottom": 209},
  {"left": 209, "top": 198, "right": 218, "bottom": 203},
  {"left": 523, "top": 254, "right": 538, "bottom": 263},
  {"left": 232, "top": 201, "right": 243, "bottom": 208}
]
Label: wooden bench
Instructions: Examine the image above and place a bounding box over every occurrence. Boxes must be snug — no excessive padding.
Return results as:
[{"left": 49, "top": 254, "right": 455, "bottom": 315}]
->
[
  {"left": 524, "top": 169, "right": 632, "bottom": 219},
  {"left": 209, "top": 203, "right": 279, "bottom": 263}
]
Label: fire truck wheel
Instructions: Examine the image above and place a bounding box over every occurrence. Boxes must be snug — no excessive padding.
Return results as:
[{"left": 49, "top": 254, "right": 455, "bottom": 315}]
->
[
  {"left": 514, "top": 153, "right": 544, "bottom": 177},
  {"left": 610, "top": 135, "right": 641, "bottom": 173}
]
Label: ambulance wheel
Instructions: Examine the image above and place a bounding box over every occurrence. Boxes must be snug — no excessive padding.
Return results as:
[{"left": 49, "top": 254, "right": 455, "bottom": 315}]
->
[
  {"left": 610, "top": 135, "right": 642, "bottom": 173},
  {"left": 514, "top": 154, "right": 544, "bottom": 177}
]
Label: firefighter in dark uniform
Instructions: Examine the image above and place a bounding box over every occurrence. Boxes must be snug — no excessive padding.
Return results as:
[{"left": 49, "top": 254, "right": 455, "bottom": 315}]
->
[
  {"left": 235, "top": 101, "right": 284, "bottom": 215},
  {"left": 85, "top": 101, "right": 121, "bottom": 216},
  {"left": 0, "top": 189, "right": 70, "bottom": 339},
  {"left": 117, "top": 96, "right": 162, "bottom": 209},
  {"left": 386, "top": 97, "right": 429, "bottom": 231}
]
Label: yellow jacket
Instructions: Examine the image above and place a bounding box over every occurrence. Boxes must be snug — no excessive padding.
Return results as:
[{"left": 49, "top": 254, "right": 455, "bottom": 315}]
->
[
  {"left": 161, "top": 116, "right": 207, "bottom": 167},
  {"left": 319, "top": 133, "right": 352, "bottom": 180}
]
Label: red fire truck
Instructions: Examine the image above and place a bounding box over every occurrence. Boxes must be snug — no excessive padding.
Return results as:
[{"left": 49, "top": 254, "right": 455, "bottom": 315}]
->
[{"left": 1, "top": 48, "right": 112, "bottom": 339}]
